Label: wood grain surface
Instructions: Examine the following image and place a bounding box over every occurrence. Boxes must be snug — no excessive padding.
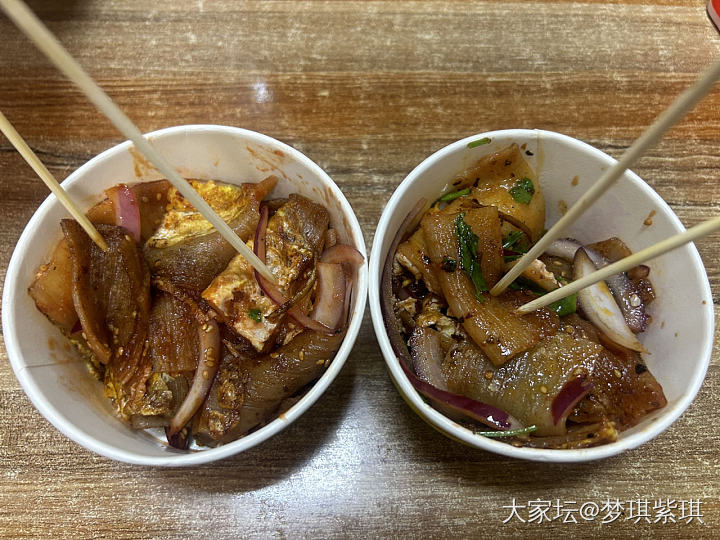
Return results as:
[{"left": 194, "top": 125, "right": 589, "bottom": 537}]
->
[{"left": 1, "top": 1, "right": 719, "bottom": 538}]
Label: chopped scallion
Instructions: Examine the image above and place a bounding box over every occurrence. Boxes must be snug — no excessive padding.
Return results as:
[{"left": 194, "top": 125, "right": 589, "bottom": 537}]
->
[
  {"left": 476, "top": 425, "right": 538, "bottom": 438},
  {"left": 467, "top": 137, "right": 492, "bottom": 148},
  {"left": 438, "top": 188, "right": 470, "bottom": 203},
  {"left": 548, "top": 292, "right": 577, "bottom": 316}
]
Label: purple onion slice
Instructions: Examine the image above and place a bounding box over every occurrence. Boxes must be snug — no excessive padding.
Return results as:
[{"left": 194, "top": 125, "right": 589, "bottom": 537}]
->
[
  {"left": 167, "top": 318, "right": 221, "bottom": 443},
  {"left": 408, "top": 327, "right": 448, "bottom": 391},
  {"left": 546, "top": 238, "right": 647, "bottom": 332},
  {"left": 551, "top": 376, "right": 594, "bottom": 426},
  {"left": 573, "top": 248, "right": 645, "bottom": 352}
]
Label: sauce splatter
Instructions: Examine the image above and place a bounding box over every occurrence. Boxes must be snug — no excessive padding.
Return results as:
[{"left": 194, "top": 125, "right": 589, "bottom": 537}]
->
[
  {"left": 129, "top": 146, "right": 155, "bottom": 179},
  {"left": 571, "top": 175, "right": 579, "bottom": 186},
  {"left": 558, "top": 200, "right": 568, "bottom": 215},
  {"left": 643, "top": 210, "right": 656, "bottom": 226}
]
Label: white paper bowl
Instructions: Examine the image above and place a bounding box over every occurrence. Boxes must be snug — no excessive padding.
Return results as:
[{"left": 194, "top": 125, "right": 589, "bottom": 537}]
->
[
  {"left": 369, "top": 129, "right": 713, "bottom": 462},
  {"left": 3, "top": 124, "right": 367, "bottom": 466}
]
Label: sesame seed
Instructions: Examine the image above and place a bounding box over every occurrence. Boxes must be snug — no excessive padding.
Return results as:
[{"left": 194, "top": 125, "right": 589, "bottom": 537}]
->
[
  {"left": 156, "top": 193, "right": 162, "bottom": 200},
  {"left": 553, "top": 260, "right": 563, "bottom": 266},
  {"left": 270, "top": 353, "right": 279, "bottom": 358},
  {"left": 117, "top": 347, "right": 124, "bottom": 355},
  {"left": 125, "top": 235, "right": 132, "bottom": 242},
  {"left": 299, "top": 350, "right": 304, "bottom": 360},
  {"left": 484, "top": 370, "right": 493, "bottom": 380},
  {"left": 316, "top": 359, "right": 324, "bottom": 366},
  {"left": 564, "top": 325, "right": 575, "bottom": 335},
  {"left": 205, "top": 360, "right": 215, "bottom": 367},
  {"left": 141, "top": 196, "right": 149, "bottom": 203},
  {"left": 202, "top": 370, "right": 209, "bottom": 379},
  {"left": 614, "top": 369, "right": 622, "bottom": 378},
  {"left": 540, "top": 385, "right": 548, "bottom": 394}
]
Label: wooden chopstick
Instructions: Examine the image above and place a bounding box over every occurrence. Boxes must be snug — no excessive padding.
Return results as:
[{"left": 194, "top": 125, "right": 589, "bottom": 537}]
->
[
  {"left": 515, "top": 215, "right": 720, "bottom": 315},
  {"left": 491, "top": 56, "right": 720, "bottom": 296},
  {"left": 0, "top": 110, "right": 109, "bottom": 251},
  {"left": 0, "top": 0, "right": 276, "bottom": 283}
]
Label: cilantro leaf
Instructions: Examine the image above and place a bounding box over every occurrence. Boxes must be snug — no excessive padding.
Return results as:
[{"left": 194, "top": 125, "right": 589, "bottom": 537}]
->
[
  {"left": 454, "top": 213, "right": 488, "bottom": 300},
  {"left": 509, "top": 177, "right": 535, "bottom": 205},
  {"left": 248, "top": 308, "right": 262, "bottom": 322}
]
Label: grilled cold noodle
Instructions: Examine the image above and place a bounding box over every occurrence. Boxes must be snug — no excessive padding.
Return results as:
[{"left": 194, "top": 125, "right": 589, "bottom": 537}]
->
[
  {"left": 382, "top": 143, "right": 666, "bottom": 448},
  {"left": 29, "top": 176, "right": 362, "bottom": 448}
]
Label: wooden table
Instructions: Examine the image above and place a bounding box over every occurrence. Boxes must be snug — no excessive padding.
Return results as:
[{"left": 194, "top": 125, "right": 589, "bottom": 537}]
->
[{"left": 1, "top": 1, "right": 718, "bottom": 537}]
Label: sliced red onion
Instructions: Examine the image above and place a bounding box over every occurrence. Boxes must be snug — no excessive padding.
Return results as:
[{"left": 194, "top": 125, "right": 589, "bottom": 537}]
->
[
  {"left": 408, "top": 327, "right": 448, "bottom": 391},
  {"left": 398, "top": 358, "right": 522, "bottom": 431},
  {"left": 319, "top": 243, "right": 363, "bottom": 328},
  {"left": 380, "top": 198, "right": 522, "bottom": 432},
  {"left": 108, "top": 184, "right": 141, "bottom": 243},
  {"left": 256, "top": 270, "right": 334, "bottom": 334},
  {"left": 547, "top": 238, "right": 647, "bottom": 333},
  {"left": 573, "top": 248, "right": 645, "bottom": 352},
  {"left": 168, "top": 318, "right": 220, "bottom": 440},
  {"left": 253, "top": 204, "right": 335, "bottom": 334},
  {"left": 551, "top": 376, "right": 593, "bottom": 425},
  {"left": 320, "top": 244, "right": 365, "bottom": 266},
  {"left": 544, "top": 238, "right": 583, "bottom": 260},
  {"left": 311, "top": 262, "right": 346, "bottom": 330}
]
